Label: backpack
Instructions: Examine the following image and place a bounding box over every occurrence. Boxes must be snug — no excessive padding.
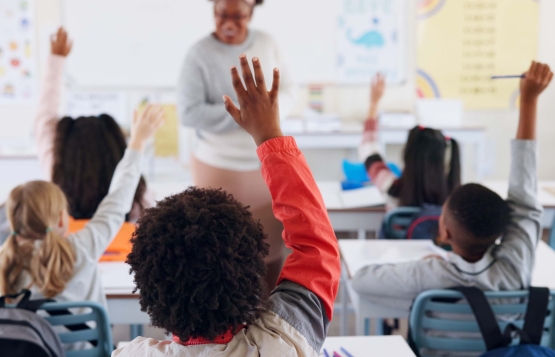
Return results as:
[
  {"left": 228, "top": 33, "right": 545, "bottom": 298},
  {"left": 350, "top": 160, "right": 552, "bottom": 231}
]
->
[
  {"left": 380, "top": 204, "right": 442, "bottom": 239},
  {"left": 406, "top": 204, "right": 442, "bottom": 239},
  {"left": 456, "top": 287, "right": 555, "bottom": 357},
  {"left": 0, "top": 290, "right": 65, "bottom": 357}
]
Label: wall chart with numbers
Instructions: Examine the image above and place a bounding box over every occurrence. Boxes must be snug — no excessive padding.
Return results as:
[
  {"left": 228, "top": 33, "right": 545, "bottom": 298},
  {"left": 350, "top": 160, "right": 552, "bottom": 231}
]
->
[
  {"left": 337, "top": 0, "right": 408, "bottom": 85},
  {"left": 417, "top": 0, "right": 539, "bottom": 110},
  {"left": 0, "top": 0, "right": 36, "bottom": 104}
]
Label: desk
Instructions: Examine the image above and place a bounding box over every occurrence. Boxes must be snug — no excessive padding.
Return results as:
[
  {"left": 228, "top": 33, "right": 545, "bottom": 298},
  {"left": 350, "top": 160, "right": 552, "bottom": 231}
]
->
[
  {"left": 288, "top": 125, "right": 487, "bottom": 181},
  {"left": 322, "top": 336, "right": 415, "bottom": 357},
  {"left": 339, "top": 240, "right": 555, "bottom": 336},
  {"left": 99, "top": 262, "right": 150, "bottom": 326}
]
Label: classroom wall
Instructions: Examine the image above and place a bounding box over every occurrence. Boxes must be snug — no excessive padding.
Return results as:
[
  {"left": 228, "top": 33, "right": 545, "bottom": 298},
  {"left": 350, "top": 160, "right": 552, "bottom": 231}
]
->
[{"left": 1, "top": 0, "right": 554, "bottom": 181}]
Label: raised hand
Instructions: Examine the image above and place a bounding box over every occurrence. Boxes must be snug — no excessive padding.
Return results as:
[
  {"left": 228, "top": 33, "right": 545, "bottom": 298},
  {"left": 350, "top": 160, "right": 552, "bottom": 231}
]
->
[
  {"left": 517, "top": 62, "right": 553, "bottom": 140},
  {"left": 370, "top": 73, "right": 386, "bottom": 105},
  {"left": 223, "top": 55, "right": 283, "bottom": 146},
  {"left": 368, "top": 73, "right": 385, "bottom": 119},
  {"left": 51, "top": 27, "right": 72, "bottom": 57},
  {"left": 520, "top": 61, "right": 553, "bottom": 103},
  {"left": 128, "top": 105, "right": 165, "bottom": 152}
]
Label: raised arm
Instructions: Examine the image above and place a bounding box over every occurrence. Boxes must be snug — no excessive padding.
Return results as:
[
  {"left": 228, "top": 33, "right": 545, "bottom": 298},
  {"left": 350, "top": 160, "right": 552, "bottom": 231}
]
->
[
  {"left": 35, "top": 27, "right": 72, "bottom": 179},
  {"left": 69, "top": 106, "right": 165, "bottom": 260},
  {"left": 177, "top": 53, "right": 239, "bottom": 133},
  {"left": 224, "top": 55, "right": 340, "bottom": 321},
  {"left": 500, "top": 62, "right": 552, "bottom": 266},
  {"left": 357, "top": 74, "right": 397, "bottom": 192}
]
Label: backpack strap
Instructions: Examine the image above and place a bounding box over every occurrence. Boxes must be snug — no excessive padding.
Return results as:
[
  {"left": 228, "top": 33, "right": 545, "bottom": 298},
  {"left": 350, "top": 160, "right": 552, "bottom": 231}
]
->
[
  {"left": 0, "top": 289, "right": 32, "bottom": 308},
  {"left": 520, "top": 287, "right": 550, "bottom": 345},
  {"left": 453, "top": 287, "right": 511, "bottom": 351},
  {"left": 1, "top": 290, "right": 98, "bottom": 347}
]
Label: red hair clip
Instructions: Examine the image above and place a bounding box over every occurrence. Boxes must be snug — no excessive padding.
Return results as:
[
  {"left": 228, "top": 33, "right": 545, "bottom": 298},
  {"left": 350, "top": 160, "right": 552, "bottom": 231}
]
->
[
  {"left": 445, "top": 135, "right": 451, "bottom": 141},
  {"left": 418, "top": 125, "right": 425, "bottom": 131}
]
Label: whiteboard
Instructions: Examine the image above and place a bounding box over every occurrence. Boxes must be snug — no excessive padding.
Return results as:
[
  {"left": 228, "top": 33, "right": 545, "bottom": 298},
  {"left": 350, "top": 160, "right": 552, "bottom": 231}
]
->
[{"left": 62, "top": 0, "right": 407, "bottom": 88}]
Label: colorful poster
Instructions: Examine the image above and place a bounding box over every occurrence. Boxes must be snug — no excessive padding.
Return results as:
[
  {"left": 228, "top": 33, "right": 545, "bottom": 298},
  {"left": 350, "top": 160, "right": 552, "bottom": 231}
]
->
[
  {"left": 337, "top": 0, "right": 407, "bottom": 84},
  {"left": 0, "top": 0, "right": 36, "bottom": 104},
  {"left": 417, "top": 0, "right": 539, "bottom": 109}
]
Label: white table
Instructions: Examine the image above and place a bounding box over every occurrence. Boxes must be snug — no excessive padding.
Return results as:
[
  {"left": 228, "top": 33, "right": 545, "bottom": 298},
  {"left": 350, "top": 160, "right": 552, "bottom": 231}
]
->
[
  {"left": 287, "top": 125, "right": 487, "bottom": 182},
  {"left": 322, "top": 336, "right": 415, "bottom": 357},
  {"left": 339, "top": 240, "right": 555, "bottom": 336}
]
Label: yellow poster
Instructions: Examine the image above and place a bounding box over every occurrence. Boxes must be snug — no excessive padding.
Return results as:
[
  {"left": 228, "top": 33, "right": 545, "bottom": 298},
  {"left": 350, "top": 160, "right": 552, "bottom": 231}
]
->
[
  {"left": 154, "top": 105, "right": 179, "bottom": 157},
  {"left": 416, "top": 0, "right": 538, "bottom": 109}
]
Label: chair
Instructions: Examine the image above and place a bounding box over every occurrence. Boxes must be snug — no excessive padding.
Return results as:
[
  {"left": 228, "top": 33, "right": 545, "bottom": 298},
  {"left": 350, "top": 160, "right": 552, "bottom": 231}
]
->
[
  {"left": 550, "top": 216, "right": 555, "bottom": 250},
  {"left": 41, "top": 301, "right": 114, "bottom": 357},
  {"left": 382, "top": 207, "right": 422, "bottom": 239},
  {"left": 409, "top": 289, "right": 555, "bottom": 357}
]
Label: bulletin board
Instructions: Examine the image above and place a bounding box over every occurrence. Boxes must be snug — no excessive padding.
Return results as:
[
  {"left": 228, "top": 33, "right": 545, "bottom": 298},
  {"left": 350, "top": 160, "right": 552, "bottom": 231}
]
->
[
  {"left": 0, "top": 0, "right": 37, "bottom": 104},
  {"left": 416, "top": 0, "right": 539, "bottom": 109}
]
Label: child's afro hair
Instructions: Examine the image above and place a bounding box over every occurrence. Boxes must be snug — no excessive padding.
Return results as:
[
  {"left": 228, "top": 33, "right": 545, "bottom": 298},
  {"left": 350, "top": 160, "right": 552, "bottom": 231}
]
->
[{"left": 127, "top": 187, "right": 269, "bottom": 342}]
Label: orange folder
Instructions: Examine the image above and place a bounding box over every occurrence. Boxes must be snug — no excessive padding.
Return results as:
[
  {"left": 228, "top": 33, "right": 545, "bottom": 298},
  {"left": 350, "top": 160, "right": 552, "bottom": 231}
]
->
[{"left": 68, "top": 218, "right": 135, "bottom": 262}]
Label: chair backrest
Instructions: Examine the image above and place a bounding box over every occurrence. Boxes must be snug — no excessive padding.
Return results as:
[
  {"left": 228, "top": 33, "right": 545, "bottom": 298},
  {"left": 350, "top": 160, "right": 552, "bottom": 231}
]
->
[
  {"left": 410, "top": 289, "right": 555, "bottom": 357},
  {"left": 550, "top": 217, "right": 555, "bottom": 250},
  {"left": 382, "top": 207, "right": 422, "bottom": 239},
  {"left": 40, "top": 301, "right": 114, "bottom": 357}
]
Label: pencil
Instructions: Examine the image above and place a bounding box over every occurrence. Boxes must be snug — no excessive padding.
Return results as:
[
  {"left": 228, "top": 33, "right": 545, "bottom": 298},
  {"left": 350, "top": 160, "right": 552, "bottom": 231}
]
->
[
  {"left": 491, "top": 75, "right": 525, "bottom": 79},
  {"left": 323, "top": 349, "right": 330, "bottom": 357},
  {"left": 340, "top": 347, "right": 354, "bottom": 357}
]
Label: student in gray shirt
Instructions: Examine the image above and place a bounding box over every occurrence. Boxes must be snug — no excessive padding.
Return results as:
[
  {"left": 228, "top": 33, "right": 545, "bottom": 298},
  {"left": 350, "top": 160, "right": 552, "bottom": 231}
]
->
[{"left": 353, "top": 61, "right": 553, "bottom": 313}]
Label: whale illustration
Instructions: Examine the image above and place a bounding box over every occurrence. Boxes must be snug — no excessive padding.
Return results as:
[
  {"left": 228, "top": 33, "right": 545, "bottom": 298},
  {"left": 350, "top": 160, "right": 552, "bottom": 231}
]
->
[{"left": 347, "top": 29, "right": 385, "bottom": 48}]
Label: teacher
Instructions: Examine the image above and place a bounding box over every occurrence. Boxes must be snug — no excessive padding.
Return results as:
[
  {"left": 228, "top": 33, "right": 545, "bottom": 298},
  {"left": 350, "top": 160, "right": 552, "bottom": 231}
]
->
[{"left": 177, "top": 0, "right": 296, "bottom": 291}]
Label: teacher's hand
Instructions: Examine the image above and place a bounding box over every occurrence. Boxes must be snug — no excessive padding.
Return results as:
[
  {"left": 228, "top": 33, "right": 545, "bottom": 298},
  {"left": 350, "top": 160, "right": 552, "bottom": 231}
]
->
[{"left": 223, "top": 55, "right": 283, "bottom": 147}]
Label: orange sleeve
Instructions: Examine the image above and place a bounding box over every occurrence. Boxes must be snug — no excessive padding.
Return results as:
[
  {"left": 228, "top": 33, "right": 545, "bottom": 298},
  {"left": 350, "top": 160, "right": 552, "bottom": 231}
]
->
[{"left": 257, "top": 137, "right": 341, "bottom": 320}]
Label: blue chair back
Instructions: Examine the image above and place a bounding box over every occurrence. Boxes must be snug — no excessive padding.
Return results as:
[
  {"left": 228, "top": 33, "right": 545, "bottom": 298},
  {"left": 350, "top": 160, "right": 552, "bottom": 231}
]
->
[
  {"left": 40, "top": 301, "right": 113, "bottom": 357},
  {"left": 382, "top": 207, "right": 422, "bottom": 239},
  {"left": 550, "top": 217, "right": 555, "bottom": 250},
  {"left": 410, "top": 290, "right": 555, "bottom": 357}
]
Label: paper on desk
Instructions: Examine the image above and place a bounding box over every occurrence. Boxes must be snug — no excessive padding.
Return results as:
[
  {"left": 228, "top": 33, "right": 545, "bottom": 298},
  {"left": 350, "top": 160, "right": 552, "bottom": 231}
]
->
[
  {"left": 99, "top": 262, "right": 136, "bottom": 292},
  {"left": 341, "top": 186, "right": 385, "bottom": 208},
  {"left": 317, "top": 183, "right": 385, "bottom": 209}
]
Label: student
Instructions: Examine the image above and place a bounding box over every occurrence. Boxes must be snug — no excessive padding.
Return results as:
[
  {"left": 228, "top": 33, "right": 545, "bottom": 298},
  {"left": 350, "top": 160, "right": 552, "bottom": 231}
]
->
[
  {"left": 112, "top": 56, "right": 340, "bottom": 357},
  {"left": 353, "top": 62, "right": 552, "bottom": 313},
  {"left": 359, "top": 74, "right": 461, "bottom": 211},
  {"left": 35, "top": 28, "right": 153, "bottom": 223},
  {"left": 0, "top": 105, "right": 164, "bottom": 308}
]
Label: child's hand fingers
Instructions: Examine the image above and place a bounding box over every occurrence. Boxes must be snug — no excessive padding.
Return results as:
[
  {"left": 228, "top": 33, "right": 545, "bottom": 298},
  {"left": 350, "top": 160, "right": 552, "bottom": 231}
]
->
[
  {"left": 223, "top": 95, "right": 242, "bottom": 124},
  {"left": 230, "top": 66, "right": 247, "bottom": 98},
  {"left": 546, "top": 71, "right": 554, "bottom": 87},
  {"left": 540, "top": 64, "right": 551, "bottom": 81},
  {"left": 239, "top": 55, "right": 257, "bottom": 93},
  {"left": 152, "top": 109, "right": 166, "bottom": 130},
  {"left": 252, "top": 57, "right": 267, "bottom": 94},
  {"left": 270, "top": 68, "right": 280, "bottom": 102}
]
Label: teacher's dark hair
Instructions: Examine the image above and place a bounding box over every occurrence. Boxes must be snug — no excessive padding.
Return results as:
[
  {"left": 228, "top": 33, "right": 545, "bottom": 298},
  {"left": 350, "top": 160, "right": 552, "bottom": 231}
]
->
[{"left": 52, "top": 114, "right": 147, "bottom": 220}]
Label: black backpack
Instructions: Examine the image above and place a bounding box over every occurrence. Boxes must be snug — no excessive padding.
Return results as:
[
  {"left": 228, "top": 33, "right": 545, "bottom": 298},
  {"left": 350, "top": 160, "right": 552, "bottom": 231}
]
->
[
  {"left": 457, "top": 287, "right": 555, "bottom": 357},
  {"left": 0, "top": 290, "right": 65, "bottom": 357}
]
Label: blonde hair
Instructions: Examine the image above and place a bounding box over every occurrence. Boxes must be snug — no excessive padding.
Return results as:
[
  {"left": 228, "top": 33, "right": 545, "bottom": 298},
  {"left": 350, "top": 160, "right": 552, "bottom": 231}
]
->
[{"left": 0, "top": 181, "right": 76, "bottom": 298}]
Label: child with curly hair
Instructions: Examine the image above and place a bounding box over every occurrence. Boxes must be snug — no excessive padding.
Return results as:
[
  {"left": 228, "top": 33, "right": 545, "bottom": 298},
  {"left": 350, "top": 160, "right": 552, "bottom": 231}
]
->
[{"left": 113, "top": 55, "right": 341, "bottom": 357}]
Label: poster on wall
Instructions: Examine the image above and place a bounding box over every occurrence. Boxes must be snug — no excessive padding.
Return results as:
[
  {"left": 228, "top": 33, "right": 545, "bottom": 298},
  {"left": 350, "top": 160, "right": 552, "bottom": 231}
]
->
[
  {"left": 337, "top": 0, "right": 407, "bottom": 85},
  {"left": 417, "top": 0, "right": 539, "bottom": 110},
  {"left": 0, "top": 0, "right": 37, "bottom": 104}
]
